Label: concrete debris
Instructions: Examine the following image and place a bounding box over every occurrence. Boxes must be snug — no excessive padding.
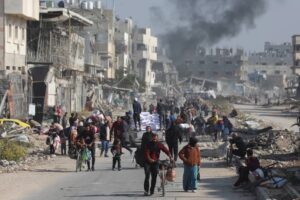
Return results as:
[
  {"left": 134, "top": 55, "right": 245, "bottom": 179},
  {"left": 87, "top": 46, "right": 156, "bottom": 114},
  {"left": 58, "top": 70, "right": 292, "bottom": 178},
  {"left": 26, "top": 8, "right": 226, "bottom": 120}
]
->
[{"left": 253, "top": 130, "right": 297, "bottom": 153}]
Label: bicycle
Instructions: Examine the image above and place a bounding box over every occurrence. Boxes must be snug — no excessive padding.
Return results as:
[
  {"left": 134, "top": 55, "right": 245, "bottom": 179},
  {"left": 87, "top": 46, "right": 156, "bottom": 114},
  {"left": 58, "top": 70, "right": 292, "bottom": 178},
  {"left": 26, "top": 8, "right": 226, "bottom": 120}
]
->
[
  {"left": 76, "top": 146, "right": 89, "bottom": 172},
  {"left": 157, "top": 160, "right": 173, "bottom": 197}
]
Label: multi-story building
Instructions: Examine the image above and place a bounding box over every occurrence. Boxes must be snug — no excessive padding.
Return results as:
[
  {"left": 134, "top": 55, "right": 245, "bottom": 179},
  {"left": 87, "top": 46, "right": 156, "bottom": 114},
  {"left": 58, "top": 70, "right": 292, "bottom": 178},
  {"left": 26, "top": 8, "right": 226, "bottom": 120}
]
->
[
  {"left": 132, "top": 28, "right": 157, "bottom": 89},
  {"left": 292, "top": 35, "right": 300, "bottom": 75},
  {"left": 0, "top": 0, "right": 39, "bottom": 118},
  {"left": 26, "top": 6, "right": 93, "bottom": 121},
  {"left": 187, "top": 48, "right": 246, "bottom": 81},
  {"left": 115, "top": 17, "right": 134, "bottom": 77}
]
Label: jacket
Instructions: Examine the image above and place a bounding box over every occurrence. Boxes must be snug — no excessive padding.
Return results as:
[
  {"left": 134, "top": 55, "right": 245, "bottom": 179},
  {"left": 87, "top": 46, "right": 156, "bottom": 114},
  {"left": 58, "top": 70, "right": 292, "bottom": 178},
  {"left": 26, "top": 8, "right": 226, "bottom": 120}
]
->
[
  {"left": 165, "top": 125, "right": 182, "bottom": 145},
  {"left": 179, "top": 145, "right": 201, "bottom": 166},
  {"left": 145, "top": 141, "right": 170, "bottom": 163},
  {"left": 133, "top": 101, "right": 142, "bottom": 114}
]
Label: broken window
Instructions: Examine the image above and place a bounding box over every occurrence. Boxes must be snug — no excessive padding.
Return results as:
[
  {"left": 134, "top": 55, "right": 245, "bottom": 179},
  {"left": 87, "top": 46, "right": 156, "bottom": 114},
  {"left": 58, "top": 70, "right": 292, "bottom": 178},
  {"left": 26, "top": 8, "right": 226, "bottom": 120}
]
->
[
  {"left": 275, "top": 70, "right": 281, "bottom": 75},
  {"left": 6, "top": 66, "right": 10, "bottom": 70},
  {"left": 8, "top": 24, "right": 12, "bottom": 38},
  {"left": 15, "top": 26, "right": 18, "bottom": 40},
  {"left": 199, "top": 60, "right": 205, "bottom": 64},
  {"left": 226, "top": 61, "right": 232, "bottom": 64},
  {"left": 22, "top": 28, "right": 25, "bottom": 41},
  {"left": 137, "top": 43, "right": 147, "bottom": 51},
  {"left": 213, "top": 61, "right": 219, "bottom": 64}
]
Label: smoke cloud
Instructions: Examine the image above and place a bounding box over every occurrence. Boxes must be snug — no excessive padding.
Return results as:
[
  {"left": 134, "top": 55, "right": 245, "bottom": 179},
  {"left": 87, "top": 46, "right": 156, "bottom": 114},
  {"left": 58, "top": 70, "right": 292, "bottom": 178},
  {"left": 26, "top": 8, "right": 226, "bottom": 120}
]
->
[{"left": 152, "top": 0, "right": 268, "bottom": 64}]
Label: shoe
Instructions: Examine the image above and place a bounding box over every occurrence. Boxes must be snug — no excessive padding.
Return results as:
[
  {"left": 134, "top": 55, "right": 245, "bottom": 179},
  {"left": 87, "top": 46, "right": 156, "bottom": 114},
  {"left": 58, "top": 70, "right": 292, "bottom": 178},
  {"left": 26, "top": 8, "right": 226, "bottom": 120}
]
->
[
  {"left": 118, "top": 168, "right": 122, "bottom": 171},
  {"left": 86, "top": 169, "right": 90, "bottom": 172},
  {"left": 192, "top": 190, "right": 196, "bottom": 193},
  {"left": 149, "top": 191, "right": 154, "bottom": 196},
  {"left": 104, "top": 154, "right": 109, "bottom": 158},
  {"left": 144, "top": 191, "right": 149, "bottom": 196},
  {"left": 91, "top": 167, "right": 94, "bottom": 171},
  {"left": 112, "top": 168, "right": 115, "bottom": 171},
  {"left": 184, "top": 190, "right": 188, "bottom": 192}
]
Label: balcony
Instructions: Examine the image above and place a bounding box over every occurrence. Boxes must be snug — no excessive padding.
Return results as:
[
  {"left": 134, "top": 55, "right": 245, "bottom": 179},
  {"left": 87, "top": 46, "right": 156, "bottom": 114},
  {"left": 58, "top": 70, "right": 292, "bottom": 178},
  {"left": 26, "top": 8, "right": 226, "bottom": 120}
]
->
[{"left": 5, "top": 0, "right": 39, "bottom": 20}]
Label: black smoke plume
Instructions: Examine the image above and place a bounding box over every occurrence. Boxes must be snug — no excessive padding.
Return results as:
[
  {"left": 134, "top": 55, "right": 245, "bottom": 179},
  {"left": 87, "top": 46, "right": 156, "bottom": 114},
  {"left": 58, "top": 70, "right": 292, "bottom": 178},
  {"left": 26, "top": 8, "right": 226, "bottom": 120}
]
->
[{"left": 152, "top": 0, "right": 268, "bottom": 64}]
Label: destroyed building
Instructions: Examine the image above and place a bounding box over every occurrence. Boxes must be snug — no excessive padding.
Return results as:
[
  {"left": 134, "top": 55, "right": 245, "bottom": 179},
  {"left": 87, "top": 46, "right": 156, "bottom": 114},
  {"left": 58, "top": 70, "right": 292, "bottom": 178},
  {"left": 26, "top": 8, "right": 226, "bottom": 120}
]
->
[
  {"left": 0, "top": 0, "right": 39, "bottom": 118},
  {"left": 26, "top": 6, "right": 93, "bottom": 122}
]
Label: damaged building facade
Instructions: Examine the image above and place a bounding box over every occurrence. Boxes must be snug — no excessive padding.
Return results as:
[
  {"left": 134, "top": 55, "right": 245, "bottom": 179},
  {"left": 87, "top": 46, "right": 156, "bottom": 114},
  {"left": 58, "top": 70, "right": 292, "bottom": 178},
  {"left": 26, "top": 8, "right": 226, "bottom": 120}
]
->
[
  {"left": 0, "top": 0, "right": 39, "bottom": 118},
  {"left": 184, "top": 42, "right": 294, "bottom": 97},
  {"left": 27, "top": 7, "right": 93, "bottom": 122}
]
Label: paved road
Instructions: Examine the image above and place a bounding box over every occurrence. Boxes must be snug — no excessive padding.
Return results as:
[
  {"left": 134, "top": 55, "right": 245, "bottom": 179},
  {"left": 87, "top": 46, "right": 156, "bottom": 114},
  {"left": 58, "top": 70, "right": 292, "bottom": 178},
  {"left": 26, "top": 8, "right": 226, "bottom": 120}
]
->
[
  {"left": 20, "top": 146, "right": 255, "bottom": 200},
  {"left": 234, "top": 104, "right": 298, "bottom": 132}
]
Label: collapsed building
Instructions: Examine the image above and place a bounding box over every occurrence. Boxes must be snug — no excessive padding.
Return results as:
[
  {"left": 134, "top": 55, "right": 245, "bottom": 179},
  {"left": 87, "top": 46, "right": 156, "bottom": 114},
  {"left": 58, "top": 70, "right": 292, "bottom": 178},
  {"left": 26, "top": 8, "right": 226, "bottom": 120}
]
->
[
  {"left": 181, "top": 42, "right": 295, "bottom": 97},
  {"left": 27, "top": 7, "right": 93, "bottom": 122},
  {"left": 0, "top": 0, "right": 39, "bottom": 118}
]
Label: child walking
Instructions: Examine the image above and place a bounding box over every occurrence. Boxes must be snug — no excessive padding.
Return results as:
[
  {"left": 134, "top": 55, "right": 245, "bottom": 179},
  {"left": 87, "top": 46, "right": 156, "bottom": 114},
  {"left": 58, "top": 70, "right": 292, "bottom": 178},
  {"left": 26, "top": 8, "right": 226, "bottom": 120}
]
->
[{"left": 111, "top": 139, "right": 122, "bottom": 171}]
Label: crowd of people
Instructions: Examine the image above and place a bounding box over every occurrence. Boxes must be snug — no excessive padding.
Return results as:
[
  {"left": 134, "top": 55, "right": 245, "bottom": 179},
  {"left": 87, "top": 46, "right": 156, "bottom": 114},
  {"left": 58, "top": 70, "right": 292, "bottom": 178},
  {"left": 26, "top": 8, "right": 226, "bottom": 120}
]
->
[{"left": 45, "top": 96, "right": 262, "bottom": 194}]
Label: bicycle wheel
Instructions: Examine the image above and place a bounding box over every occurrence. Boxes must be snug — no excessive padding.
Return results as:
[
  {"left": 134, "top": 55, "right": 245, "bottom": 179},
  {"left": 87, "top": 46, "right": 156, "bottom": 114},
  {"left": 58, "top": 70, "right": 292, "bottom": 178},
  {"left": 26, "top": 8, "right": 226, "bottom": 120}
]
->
[
  {"left": 161, "top": 168, "right": 165, "bottom": 197},
  {"left": 76, "top": 152, "right": 80, "bottom": 172},
  {"left": 226, "top": 149, "right": 233, "bottom": 166}
]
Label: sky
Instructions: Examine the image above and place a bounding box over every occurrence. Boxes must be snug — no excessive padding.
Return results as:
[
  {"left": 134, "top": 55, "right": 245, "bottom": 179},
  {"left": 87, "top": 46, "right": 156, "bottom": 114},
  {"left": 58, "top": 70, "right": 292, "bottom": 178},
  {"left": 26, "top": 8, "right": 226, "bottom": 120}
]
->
[{"left": 109, "top": 0, "right": 300, "bottom": 52}]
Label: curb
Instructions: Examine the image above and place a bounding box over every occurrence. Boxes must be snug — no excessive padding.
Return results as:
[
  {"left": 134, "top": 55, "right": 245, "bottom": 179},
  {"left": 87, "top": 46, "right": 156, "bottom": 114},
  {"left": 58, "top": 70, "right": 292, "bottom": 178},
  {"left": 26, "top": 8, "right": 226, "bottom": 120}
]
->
[{"left": 255, "top": 186, "right": 271, "bottom": 200}]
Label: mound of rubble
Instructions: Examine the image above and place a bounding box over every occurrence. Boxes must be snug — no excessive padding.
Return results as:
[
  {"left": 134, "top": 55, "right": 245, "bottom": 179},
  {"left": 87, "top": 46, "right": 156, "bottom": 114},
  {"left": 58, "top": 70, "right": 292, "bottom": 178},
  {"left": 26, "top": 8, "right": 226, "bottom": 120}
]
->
[{"left": 252, "top": 130, "right": 298, "bottom": 155}]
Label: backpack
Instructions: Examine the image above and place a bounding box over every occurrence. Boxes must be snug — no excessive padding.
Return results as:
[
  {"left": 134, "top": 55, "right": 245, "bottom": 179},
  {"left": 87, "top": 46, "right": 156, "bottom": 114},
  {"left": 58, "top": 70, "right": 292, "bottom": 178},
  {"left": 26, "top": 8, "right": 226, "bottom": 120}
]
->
[
  {"left": 99, "top": 124, "right": 107, "bottom": 140},
  {"left": 134, "top": 147, "right": 145, "bottom": 167},
  {"left": 46, "top": 136, "right": 53, "bottom": 145}
]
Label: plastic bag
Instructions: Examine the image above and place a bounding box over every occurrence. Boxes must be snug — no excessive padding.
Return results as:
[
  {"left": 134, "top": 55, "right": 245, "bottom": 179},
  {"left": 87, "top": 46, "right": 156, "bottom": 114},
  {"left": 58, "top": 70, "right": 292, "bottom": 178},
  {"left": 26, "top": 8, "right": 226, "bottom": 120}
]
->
[{"left": 166, "top": 168, "right": 176, "bottom": 182}]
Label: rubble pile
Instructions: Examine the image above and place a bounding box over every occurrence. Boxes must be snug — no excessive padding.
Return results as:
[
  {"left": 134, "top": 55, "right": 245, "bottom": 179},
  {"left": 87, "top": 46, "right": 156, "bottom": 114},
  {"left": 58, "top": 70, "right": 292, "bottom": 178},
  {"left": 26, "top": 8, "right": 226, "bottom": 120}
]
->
[
  {"left": 253, "top": 130, "right": 298, "bottom": 154},
  {"left": 225, "top": 95, "right": 252, "bottom": 104}
]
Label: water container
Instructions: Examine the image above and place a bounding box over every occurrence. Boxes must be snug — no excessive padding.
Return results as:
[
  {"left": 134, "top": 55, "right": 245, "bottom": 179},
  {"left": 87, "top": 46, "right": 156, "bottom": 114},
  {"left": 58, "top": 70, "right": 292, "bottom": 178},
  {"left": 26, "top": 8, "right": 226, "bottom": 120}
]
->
[
  {"left": 87, "top": 1, "right": 94, "bottom": 10},
  {"left": 95, "top": 1, "right": 101, "bottom": 9},
  {"left": 81, "top": 1, "right": 88, "bottom": 9}
]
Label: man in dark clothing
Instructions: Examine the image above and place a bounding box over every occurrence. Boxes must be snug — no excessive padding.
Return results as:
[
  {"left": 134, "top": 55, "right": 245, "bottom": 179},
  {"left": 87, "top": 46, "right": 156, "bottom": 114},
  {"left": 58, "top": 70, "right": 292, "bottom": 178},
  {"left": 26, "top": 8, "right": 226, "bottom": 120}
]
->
[
  {"left": 111, "top": 117, "right": 132, "bottom": 154},
  {"left": 234, "top": 149, "right": 260, "bottom": 187},
  {"left": 157, "top": 99, "right": 165, "bottom": 129},
  {"left": 132, "top": 98, "right": 142, "bottom": 130},
  {"left": 144, "top": 133, "right": 172, "bottom": 196},
  {"left": 229, "top": 133, "right": 247, "bottom": 158},
  {"left": 77, "top": 124, "right": 96, "bottom": 171},
  {"left": 165, "top": 122, "right": 182, "bottom": 162}
]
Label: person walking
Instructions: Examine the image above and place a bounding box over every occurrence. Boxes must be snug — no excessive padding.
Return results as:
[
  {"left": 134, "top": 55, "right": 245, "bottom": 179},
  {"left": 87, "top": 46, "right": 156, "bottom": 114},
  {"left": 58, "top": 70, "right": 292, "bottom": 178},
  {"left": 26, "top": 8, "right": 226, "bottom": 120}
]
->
[
  {"left": 157, "top": 99, "right": 165, "bottom": 129},
  {"left": 62, "top": 112, "right": 68, "bottom": 129},
  {"left": 99, "top": 119, "right": 110, "bottom": 157},
  {"left": 143, "top": 133, "right": 172, "bottom": 196},
  {"left": 165, "top": 121, "right": 182, "bottom": 163},
  {"left": 77, "top": 123, "right": 96, "bottom": 171},
  {"left": 132, "top": 98, "right": 142, "bottom": 130},
  {"left": 111, "top": 138, "right": 122, "bottom": 171},
  {"left": 179, "top": 137, "right": 201, "bottom": 192}
]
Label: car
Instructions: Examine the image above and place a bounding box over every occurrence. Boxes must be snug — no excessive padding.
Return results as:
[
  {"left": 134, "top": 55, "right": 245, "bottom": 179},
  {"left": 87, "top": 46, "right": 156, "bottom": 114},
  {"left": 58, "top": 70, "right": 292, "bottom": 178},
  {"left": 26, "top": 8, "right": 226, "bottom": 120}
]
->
[{"left": 0, "top": 118, "right": 31, "bottom": 128}]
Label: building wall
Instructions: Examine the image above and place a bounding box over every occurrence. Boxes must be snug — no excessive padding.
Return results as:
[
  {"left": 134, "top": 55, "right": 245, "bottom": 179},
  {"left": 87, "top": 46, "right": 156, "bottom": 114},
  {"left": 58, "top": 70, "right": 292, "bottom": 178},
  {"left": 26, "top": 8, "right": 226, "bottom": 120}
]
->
[
  {"left": 4, "top": 15, "right": 26, "bottom": 74},
  {"left": 0, "top": 0, "right": 4, "bottom": 71},
  {"left": 4, "top": 0, "right": 39, "bottom": 20},
  {"left": 133, "top": 28, "right": 157, "bottom": 87},
  {"left": 292, "top": 35, "right": 300, "bottom": 75}
]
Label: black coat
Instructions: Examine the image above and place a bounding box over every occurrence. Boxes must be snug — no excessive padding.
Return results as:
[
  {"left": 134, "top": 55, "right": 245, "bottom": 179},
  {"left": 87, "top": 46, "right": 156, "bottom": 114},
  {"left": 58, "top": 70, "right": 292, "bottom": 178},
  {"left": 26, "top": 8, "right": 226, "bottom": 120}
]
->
[{"left": 165, "top": 125, "right": 182, "bottom": 146}]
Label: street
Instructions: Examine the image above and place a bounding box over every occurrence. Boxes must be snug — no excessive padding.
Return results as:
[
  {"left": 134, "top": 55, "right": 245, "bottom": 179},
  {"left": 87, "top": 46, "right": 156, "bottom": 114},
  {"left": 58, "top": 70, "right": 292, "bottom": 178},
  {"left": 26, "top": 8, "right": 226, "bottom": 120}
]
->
[
  {"left": 234, "top": 104, "right": 298, "bottom": 132},
  {"left": 1, "top": 145, "right": 255, "bottom": 200}
]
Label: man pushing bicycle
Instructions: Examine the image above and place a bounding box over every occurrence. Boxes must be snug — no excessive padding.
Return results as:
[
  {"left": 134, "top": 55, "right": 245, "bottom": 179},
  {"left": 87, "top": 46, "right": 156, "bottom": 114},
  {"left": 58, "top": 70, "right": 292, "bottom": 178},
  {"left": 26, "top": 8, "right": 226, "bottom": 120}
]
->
[{"left": 143, "top": 133, "right": 173, "bottom": 196}]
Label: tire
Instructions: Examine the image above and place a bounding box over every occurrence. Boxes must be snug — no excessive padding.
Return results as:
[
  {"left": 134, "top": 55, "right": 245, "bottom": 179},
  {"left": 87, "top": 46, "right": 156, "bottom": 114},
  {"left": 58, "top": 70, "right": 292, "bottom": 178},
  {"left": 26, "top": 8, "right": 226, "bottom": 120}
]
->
[
  {"left": 161, "top": 168, "right": 165, "bottom": 197},
  {"left": 226, "top": 149, "right": 232, "bottom": 167},
  {"left": 76, "top": 152, "right": 80, "bottom": 172}
]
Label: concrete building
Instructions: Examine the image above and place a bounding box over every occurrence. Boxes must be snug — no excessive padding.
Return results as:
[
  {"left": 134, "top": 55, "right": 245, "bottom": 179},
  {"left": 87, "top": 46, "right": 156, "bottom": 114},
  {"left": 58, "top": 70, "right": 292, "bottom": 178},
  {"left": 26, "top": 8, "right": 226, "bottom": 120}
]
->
[
  {"left": 26, "top": 6, "right": 93, "bottom": 121},
  {"left": 0, "top": 0, "right": 39, "bottom": 118},
  {"left": 115, "top": 17, "right": 134, "bottom": 77},
  {"left": 292, "top": 35, "right": 300, "bottom": 75},
  {"left": 187, "top": 48, "right": 246, "bottom": 81},
  {"left": 132, "top": 28, "right": 157, "bottom": 89}
]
